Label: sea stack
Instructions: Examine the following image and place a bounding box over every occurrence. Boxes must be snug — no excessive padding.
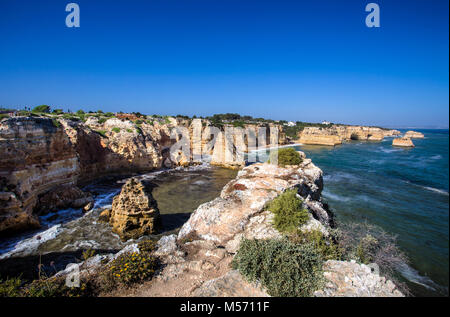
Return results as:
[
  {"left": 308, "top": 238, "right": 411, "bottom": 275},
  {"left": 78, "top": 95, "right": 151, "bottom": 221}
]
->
[
  {"left": 108, "top": 178, "right": 161, "bottom": 241},
  {"left": 392, "top": 137, "right": 415, "bottom": 147},
  {"left": 404, "top": 130, "right": 425, "bottom": 139}
]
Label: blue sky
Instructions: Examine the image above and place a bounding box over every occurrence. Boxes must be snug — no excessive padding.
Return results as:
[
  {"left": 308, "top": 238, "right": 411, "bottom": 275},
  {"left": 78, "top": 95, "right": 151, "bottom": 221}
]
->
[{"left": 0, "top": 0, "right": 448, "bottom": 127}]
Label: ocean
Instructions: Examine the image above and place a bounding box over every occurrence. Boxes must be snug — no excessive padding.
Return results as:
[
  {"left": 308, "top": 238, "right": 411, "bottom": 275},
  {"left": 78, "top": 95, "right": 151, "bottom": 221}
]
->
[{"left": 295, "top": 129, "right": 449, "bottom": 296}]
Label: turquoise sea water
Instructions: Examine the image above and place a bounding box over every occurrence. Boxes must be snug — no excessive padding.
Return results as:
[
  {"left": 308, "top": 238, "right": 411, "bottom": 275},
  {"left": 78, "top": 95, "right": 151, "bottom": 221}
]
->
[{"left": 295, "top": 130, "right": 449, "bottom": 296}]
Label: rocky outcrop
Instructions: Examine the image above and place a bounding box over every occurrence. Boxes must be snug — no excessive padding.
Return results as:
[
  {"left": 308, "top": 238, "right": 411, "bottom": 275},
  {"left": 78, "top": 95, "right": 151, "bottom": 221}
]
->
[
  {"left": 404, "top": 130, "right": 424, "bottom": 139},
  {"left": 178, "top": 160, "right": 331, "bottom": 245},
  {"left": 136, "top": 161, "right": 400, "bottom": 297},
  {"left": 108, "top": 178, "right": 161, "bottom": 241},
  {"left": 314, "top": 260, "right": 404, "bottom": 297},
  {"left": 127, "top": 160, "right": 330, "bottom": 296},
  {"left": 393, "top": 137, "right": 415, "bottom": 147},
  {"left": 35, "top": 185, "right": 93, "bottom": 215},
  {"left": 298, "top": 125, "right": 401, "bottom": 146}
]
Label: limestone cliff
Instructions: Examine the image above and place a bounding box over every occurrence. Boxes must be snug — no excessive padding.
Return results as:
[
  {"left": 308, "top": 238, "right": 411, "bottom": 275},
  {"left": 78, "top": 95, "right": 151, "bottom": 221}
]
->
[
  {"left": 298, "top": 125, "right": 401, "bottom": 146},
  {"left": 0, "top": 116, "right": 285, "bottom": 235}
]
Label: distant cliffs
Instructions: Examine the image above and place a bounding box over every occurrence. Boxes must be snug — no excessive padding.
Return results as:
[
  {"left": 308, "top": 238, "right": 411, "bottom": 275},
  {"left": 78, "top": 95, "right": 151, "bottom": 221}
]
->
[{"left": 298, "top": 125, "right": 401, "bottom": 146}]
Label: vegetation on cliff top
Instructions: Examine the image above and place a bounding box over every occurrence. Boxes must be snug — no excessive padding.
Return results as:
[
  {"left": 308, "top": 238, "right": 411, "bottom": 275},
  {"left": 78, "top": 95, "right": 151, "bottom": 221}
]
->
[
  {"left": 232, "top": 238, "right": 324, "bottom": 297},
  {"left": 266, "top": 188, "right": 309, "bottom": 233},
  {"left": 269, "top": 147, "right": 303, "bottom": 167}
]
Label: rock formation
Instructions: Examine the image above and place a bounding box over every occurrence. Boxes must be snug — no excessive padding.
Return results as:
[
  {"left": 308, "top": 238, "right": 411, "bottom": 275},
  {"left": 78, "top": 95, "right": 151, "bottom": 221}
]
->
[
  {"left": 298, "top": 125, "right": 401, "bottom": 146},
  {"left": 392, "top": 137, "right": 415, "bottom": 147},
  {"left": 404, "top": 130, "right": 424, "bottom": 139},
  {"left": 108, "top": 178, "right": 161, "bottom": 241}
]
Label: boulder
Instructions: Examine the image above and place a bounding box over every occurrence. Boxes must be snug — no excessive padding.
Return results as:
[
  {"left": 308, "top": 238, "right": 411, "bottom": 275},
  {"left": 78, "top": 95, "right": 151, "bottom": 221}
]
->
[
  {"left": 392, "top": 137, "right": 414, "bottom": 147},
  {"left": 109, "top": 178, "right": 161, "bottom": 241},
  {"left": 36, "top": 185, "right": 93, "bottom": 214}
]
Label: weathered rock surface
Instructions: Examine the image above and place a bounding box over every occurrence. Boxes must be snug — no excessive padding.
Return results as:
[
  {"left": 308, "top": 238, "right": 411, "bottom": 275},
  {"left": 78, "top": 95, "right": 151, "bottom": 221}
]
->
[
  {"left": 36, "top": 185, "right": 93, "bottom": 215},
  {"left": 314, "top": 260, "right": 404, "bottom": 297},
  {"left": 404, "top": 130, "right": 424, "bottom": 139},
  {"left": 393, "top": 137, "right": 415, "bottom": 147},
  {"left": 108, "top": 178, "right": 161, "bottom": 241},
  {"left": 0, "top": 117, "right": 80, "bottom": 235},
  {"left": 178, "top": 162, "right": 331, "bottom": 245}
]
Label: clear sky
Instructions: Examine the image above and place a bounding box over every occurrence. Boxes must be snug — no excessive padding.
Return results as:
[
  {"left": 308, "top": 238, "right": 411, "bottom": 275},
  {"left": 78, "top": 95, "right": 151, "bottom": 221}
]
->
[{"left": 0, "top": 0, "right": 448, "bottom": 128}]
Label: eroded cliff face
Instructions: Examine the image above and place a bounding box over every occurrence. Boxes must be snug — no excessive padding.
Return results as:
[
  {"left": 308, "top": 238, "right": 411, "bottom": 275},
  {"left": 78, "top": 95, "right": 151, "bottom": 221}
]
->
[
  {"left": 0, "top": 116, "right": 285, "bottom": 235},
  {"left": 0, "top": 118, "right": 79, "bottom": 234},
  {"left": 298, "top": 125, "right": 401, "bottom": 146}
]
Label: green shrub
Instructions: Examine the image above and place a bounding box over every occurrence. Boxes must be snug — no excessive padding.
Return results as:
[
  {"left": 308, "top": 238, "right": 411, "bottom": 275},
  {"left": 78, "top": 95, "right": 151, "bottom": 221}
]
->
[
  {"left": 135, "top": 127, "right": 142, "bottom": 134},
  {"left": 52, "top": 119, "right": 61, "bottom": 128},
  {"left": 32, "top": 105, "right": 51, "bottom": 113},
  {"left": 269, "top": 147, "right": 302, "bottom": 167},
  {"left": 126, "top": 128, "right": 133, "bottom": 133},
  {"left": 356, "top": 234, "right": 379, "bottom": 264},
  {"left": 0, "top": 277, "right": 22, "bottom": 297},
  {"left": 266, "top": 189, "right": 309, "bottom": 233},
  {"left": 82, "top": 248, "right": 96, "bottom": 261},
  {"left": 104, "top": 251, "right": 158, "bottom": 287},
  {"left": 0, "top": 114, "right": 9, "bottom": 120},
  {"left": 23, "top": 277, "right": 92, "bottom": 297},
  {"left": 111, "top": 127, "right": 120, "bottom": 133},
  {"left": 76, "top": 110, "right": 85, "bottom": 115},
  {"left": 52, "top": 109, "right": 64, "bottom": 114},
  {"left": 95, "top": 130, "right": 107, "bottom": 138},
  {"left": 105, "top": 112, "right": 114, "bottom": 117},
  {"left": 97, "top": 117, "right": 107, "bottom": 124},
  {"left": 232, "top": 238, "right": 323, "bottom": 297},
  {"left": 289, "top": 229, "right": 342, "bottom": 261}
]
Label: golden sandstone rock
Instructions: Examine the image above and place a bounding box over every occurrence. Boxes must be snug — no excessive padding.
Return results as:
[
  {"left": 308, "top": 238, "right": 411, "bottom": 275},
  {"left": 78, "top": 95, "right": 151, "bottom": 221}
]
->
[
  {"left": 392, "top": 137, "right": 415, "bottom": 147},
  {"left": 404, "top": 130, "right": 425, "bottom": 139},
  {"left": 109, "top": 178, "right": 161, "bottom": 241}
]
